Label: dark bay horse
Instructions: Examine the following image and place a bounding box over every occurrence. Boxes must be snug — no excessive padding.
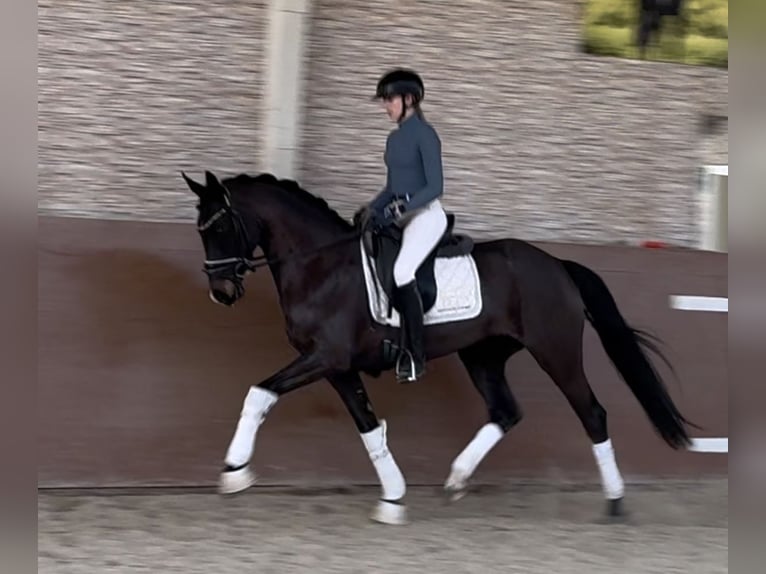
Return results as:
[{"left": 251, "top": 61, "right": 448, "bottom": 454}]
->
[{"left": 181, "top": 170, "right": 694, "bottom": 525}]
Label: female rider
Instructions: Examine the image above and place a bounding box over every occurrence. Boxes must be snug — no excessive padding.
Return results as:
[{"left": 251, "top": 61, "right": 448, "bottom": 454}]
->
[{"left": 365, "top": 68, "right": 448, "bottom": 383}]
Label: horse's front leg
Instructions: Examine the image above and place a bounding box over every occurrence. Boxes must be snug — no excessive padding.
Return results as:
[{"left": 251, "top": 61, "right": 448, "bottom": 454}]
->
[
  {"left": 327, "top": 371, "right": 408, "bottom": 525},
  {"left": 219, "top": 352, "right": 328, "bottom": 494}
]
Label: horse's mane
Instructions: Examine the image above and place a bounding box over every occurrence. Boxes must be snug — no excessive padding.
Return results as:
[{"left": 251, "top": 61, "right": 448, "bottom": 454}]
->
[{"left": 224, "top": 172, "right": 354, "bottom": 231}]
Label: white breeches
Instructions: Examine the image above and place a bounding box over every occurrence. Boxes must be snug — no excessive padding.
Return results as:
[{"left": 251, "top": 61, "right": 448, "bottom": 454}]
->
[{"left": 393, "top": 199, "right": 448, "bottom": 287}]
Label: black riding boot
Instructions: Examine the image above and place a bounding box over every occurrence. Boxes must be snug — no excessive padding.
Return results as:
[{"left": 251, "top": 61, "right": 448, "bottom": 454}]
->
[{"left": 395, "top": 281, "right": 426, "bottom": 383}]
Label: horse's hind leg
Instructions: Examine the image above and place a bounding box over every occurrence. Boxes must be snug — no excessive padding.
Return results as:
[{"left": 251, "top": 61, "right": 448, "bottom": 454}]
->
[
  {"left": 526, "top": 317, "right": 626, "bottom": 518},
  {"left": 445, "top": 336, "right": 523, "bottom": 500},
  {"left": 327, "top": 371, "right": 408, "bottom": 525}
]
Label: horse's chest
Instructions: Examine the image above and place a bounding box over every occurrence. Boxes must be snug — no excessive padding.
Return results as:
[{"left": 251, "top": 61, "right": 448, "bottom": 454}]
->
[{"left": 282, "top": 307, "right": 318, "bottom": 352}]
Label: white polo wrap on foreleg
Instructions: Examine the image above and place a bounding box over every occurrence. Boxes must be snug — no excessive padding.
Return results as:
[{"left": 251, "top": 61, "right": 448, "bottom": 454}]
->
[
  {"left": 592, "top": 438, "right": 624, "bottom": 499},
  {"left": 450, "top": 422, "right": 504, "bottom": 480},
  {"left": 224, "top": 386, "right": 278, "bottom": 468},
  {"left": 361, "top": 420, "right": 406, "bottom": 501}
]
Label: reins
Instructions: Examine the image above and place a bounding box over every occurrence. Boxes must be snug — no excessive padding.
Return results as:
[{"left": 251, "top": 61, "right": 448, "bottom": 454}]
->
[{"left": 245, "top": 230, "right": 362, "bottom": 270}]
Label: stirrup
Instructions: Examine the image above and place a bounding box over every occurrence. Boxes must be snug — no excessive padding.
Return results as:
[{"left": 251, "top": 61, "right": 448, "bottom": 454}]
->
[{"left": 395, "top": 348, "right": 423, "bottom": 383}]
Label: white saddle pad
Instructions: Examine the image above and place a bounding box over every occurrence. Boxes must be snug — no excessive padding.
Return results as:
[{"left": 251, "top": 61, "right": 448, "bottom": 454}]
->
[{"left": 360, "top": 240, "right": 483, "bottom": 327}]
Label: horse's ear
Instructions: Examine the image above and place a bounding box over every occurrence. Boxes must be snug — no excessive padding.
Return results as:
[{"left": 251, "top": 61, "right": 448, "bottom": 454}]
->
[
  {"left": 204, "top": 170, "right": 221, "bottom": 188},
  {"left": 204, "top": 170, "right": 231, "bottom": 204},
  {"left": 181, "top": 171, "right": 207, "bottom": 198}
]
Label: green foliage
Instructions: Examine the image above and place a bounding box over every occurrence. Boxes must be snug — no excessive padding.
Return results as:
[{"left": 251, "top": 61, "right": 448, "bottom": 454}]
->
[
  {"left": 685, "top": 34, "right": 728, "bottom": 66},
  {"left": 687, "top": 1, "right": 728, "bottom": 38},
  {"left": 583, "top": 26, "right": 634, "bottom": 58},
  {"left": 583, "top": 0, "right": 635, "bottom": 28},
  {"left": 582, "top": 0, "right": 728, "bottom": 67}
]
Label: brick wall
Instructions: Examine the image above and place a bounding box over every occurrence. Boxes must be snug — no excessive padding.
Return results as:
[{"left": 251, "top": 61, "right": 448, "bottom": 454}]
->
[
  {"left": 298, "top": 1, "right": 728, "bottom": 245},
  {"left": 38, "top": 0, "right": 727, "bottom": 246},
  {"left": 38, "top": 1, "right": 268, "bottom": 221}
]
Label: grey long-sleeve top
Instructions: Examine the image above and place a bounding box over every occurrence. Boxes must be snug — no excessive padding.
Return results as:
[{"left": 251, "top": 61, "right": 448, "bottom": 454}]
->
[{"left": 370, "top": 113, "right": 444, "bottom": 216}]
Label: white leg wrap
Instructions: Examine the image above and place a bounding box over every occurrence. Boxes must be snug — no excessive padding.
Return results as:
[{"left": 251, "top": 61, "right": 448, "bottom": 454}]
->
[
  {"left": 360, "top": 420, "right": 406, "bottom": 501},
  {"left": 446, "top": 422, "right": 504, "bottom": 490},
  {"left": 224, "top": 386, "right": 278, "bottom": 468},
  {"left": 592, "top": 438, "right": 625, "bottom": 500}
]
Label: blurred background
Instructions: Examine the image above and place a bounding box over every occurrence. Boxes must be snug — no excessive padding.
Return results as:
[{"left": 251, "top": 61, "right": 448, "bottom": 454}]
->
[
  {"left": 37, "top": 1, "right": 728, "bottom": 572},
  {"left": 38, "top": 0, "right": 727, "bottom": 246},
  {"left": 583, "top": 0, "right": 728, "bottom": 68}
]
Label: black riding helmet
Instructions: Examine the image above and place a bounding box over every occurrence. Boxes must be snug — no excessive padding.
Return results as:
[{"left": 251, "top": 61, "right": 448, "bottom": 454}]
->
[{"left": 374, "top": 68, "right": 425, "bottom": 104}]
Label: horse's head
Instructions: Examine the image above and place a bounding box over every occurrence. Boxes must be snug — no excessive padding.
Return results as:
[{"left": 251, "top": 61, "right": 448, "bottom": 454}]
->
[{"left": 182, "top": 170, "right": 259, "bottom": 307}]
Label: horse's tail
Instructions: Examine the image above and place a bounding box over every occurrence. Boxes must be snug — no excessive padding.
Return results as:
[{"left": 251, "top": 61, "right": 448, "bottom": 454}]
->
[{"left": 561, "top": 259, "right": 695, "bottom": 450}]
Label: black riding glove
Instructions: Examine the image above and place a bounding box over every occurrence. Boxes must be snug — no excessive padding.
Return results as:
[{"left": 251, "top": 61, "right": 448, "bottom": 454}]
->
[
  {"left": 383, "top": 198, "right": 407, "bottom": 221},
  {"left": 368, "top": 206, "right": 387, "bottom": 229}
]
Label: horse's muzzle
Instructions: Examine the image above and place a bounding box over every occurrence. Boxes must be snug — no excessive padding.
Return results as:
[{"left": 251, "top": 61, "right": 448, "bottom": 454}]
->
[{"left": 209, "top": 277, "right": 244, "bottom": 306}]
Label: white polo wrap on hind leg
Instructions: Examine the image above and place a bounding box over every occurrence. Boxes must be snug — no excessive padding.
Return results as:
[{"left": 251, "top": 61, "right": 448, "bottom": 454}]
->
[
  {"left": 450, "top": 422, "right": 504, "bottom": 480},
  {"left": 360, "top": 420, "right": 406, "bottom": 501},
  {"left": 224, "top": 386, "right": 278, "bottom": 468},
  {"left": 592, "top": 438, "right": 624, "bottom": 500}
]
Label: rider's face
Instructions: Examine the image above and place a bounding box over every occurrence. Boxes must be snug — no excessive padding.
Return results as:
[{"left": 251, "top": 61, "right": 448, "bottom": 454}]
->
[{"left": 382, "top": 94, "right": 413, "bottom": 121}]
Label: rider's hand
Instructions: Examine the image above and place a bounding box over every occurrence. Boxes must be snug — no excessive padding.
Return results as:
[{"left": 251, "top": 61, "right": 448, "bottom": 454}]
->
[
  {"left": 353, "top": 205, "right": 370, "bottom": 228},
  {"left": 367, "top": 207, "right": 386, "bottom": 229},
  {"left": 384, "top": 199, "right": 406, "bottom": 221}
]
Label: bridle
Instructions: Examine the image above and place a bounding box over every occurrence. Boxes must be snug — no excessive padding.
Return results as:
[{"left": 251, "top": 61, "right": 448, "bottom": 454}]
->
[
  {"left": 197, "top": 194, "right": 362, "bottom": 286},
  {"left": 197, "top": 196, "right": 259, "bottom": 285}
]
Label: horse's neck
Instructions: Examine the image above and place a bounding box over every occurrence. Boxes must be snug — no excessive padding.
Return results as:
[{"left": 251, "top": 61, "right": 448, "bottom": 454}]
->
[
  {"left": 257, "top": 201, "right": 352, "bottom": 306},
  {"left": 263, "top": 209, "right": 343, "bottom": 261},
  {"left": 238, "top": 191, "right": 349, "bottom": 273}
]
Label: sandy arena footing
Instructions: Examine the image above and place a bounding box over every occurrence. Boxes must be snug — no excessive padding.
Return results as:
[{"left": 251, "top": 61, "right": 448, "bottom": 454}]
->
[{"left": 38, "top": 479, "right": 727, "bottom": 574}]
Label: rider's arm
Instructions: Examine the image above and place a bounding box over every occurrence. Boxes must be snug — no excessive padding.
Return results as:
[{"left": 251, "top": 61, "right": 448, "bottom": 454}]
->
[
  {"left": 402, "top": 124, "right": 443, "bottom": 212},
  {"left": 369, "top": 168, "right": 394, "bottom": 212}
]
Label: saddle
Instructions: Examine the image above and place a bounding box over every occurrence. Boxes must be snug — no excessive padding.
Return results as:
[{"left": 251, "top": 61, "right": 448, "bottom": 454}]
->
[{"left": 361, "top": 212, "right": 474, "bottom": 317}]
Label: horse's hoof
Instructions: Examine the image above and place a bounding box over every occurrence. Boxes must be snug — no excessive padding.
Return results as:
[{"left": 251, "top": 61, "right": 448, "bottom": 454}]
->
[
  {"left": 607, "top": 497, "right": 623, "bottom": 516},
  {"left": 218, "top": 464, "right": 256, "bottom": 495},
  {"left": 444, "top": 472, "right": 468, "bottom": 502},
  {"left": 603, "top": 497, "right": 628, "bottom": 521},
  {"left": 370, "top": 499, "right": 408, "bottom": 525},
  {"left": 444, "top": 484, "right": 468, "bottom": 503}
]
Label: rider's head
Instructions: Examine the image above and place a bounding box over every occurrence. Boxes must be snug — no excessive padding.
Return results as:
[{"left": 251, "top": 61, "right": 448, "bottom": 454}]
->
[{"left": 374, "top": 68, "right": 425, "bottom": 124}]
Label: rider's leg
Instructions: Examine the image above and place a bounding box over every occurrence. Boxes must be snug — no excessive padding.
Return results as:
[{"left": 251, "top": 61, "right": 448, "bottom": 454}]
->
[
  {"left": 392, "top": 199, "right": 448, "bottom": 382},
  {"left": 392, "top": 281, "right": 425, "bottom": 382},
  {"left": 393, "top": 199, "right": 448, "bottom": 286}
]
